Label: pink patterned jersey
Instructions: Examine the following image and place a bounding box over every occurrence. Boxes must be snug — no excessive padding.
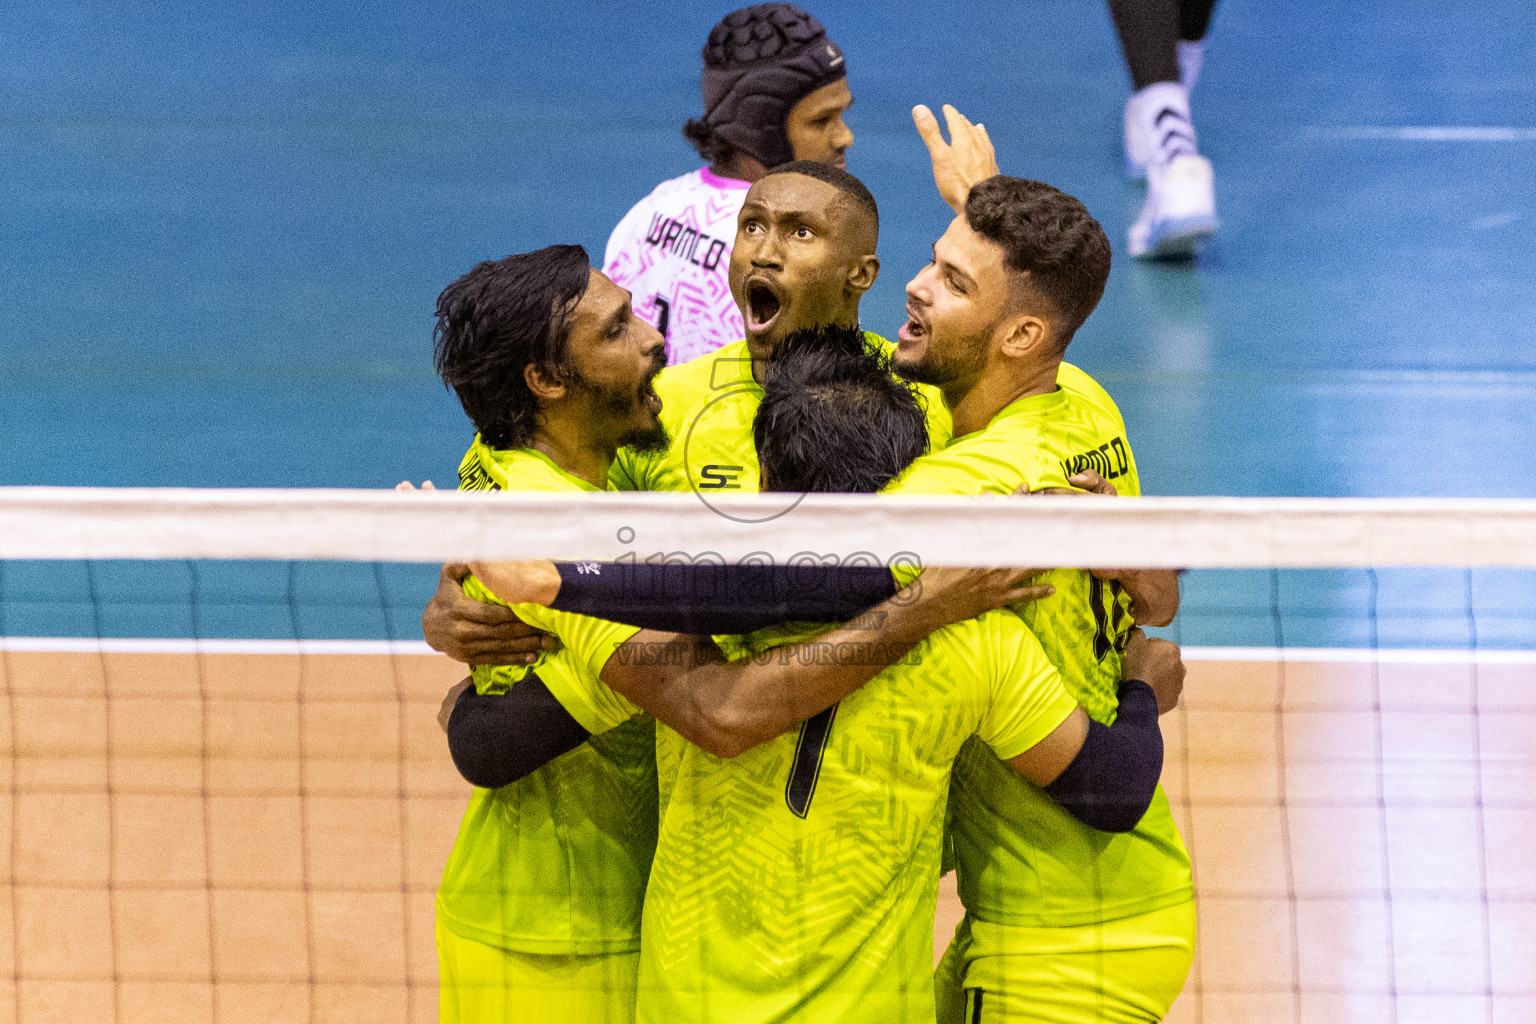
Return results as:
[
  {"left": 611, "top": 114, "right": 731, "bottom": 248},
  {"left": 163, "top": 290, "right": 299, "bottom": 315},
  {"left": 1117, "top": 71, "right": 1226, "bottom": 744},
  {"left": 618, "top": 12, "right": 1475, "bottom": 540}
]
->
[{"left": 602, "top": 166, "right": 749, "bottom": 365}]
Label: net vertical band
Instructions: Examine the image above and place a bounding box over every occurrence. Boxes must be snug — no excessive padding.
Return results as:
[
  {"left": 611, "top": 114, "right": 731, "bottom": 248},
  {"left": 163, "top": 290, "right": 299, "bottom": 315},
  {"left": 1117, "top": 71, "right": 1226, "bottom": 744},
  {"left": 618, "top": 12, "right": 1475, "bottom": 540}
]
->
[
  {"left": 1465, "top": 568, "right": 1496, "bottom": 1024},
  {"left": 288, "top": 563, "right": 319, "bottom": 1024},
  {"left": 1269, "top": 569, "right": 1304, "bottom": 1024},
  {"left": 86, "top": 561, "right": 124, "bottom": 1024},
  {"left": 1366, "top": 570, "right": 1401, "bottom": 1024},
  {"left": 191, "top": 561, "right": 222, "bottom": 1024}
]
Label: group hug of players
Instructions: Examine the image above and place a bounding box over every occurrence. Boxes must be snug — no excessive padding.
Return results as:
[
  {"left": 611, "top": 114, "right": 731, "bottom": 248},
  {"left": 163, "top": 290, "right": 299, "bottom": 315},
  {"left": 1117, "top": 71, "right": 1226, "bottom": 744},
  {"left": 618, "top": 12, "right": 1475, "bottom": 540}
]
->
[{"left": 408, "top": 6, "right": 1199, "bottom": 1023}]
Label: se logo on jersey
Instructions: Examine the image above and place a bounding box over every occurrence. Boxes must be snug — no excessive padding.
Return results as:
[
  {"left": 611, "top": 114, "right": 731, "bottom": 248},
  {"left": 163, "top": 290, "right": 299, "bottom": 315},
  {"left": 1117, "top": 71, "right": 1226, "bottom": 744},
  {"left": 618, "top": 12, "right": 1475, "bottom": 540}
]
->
[{"left": 697, "top": 465, "right": 743, "bottom": 490}]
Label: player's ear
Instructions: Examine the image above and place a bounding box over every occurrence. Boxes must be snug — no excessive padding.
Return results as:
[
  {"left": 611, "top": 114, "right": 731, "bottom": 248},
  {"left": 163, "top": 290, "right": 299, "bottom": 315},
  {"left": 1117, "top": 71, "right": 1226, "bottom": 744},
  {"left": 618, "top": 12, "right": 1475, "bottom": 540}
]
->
[
  {"left": 846, "top": 254, "right": 880, "bottom": 295},
  {"left": 997, "top": 312, "right": 1050, "bottom": 359},
  {"left": 524, "top": 362, "right": 567, "bottom": 402}
]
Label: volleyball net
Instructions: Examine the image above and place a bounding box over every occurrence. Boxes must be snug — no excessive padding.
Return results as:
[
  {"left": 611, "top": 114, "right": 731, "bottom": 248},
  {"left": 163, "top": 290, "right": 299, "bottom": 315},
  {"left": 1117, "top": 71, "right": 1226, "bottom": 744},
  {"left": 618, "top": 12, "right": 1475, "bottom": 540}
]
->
[{"left": 1, "top": 487, "right": 1533, "bottom": 1023}]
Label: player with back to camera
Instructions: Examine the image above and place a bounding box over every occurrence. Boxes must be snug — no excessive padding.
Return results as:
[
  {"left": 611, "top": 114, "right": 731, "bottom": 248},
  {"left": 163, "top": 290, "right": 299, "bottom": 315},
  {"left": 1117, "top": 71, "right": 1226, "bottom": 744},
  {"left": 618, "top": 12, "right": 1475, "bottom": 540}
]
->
[
  {"left": 426, "top": 245, "right": 1057, "bottom": 1024},
  {"left": 603, "top": 3, "right": 854, "bottom": 364}
]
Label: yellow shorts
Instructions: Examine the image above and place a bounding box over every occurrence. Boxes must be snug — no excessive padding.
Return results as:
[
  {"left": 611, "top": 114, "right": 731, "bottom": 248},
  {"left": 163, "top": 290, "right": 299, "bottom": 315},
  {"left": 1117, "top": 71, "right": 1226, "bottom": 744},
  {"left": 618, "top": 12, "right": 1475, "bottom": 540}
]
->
[
  {"left": 935, "top": 900, "right": 1196, "bottom": 1024},
  {"left": 436, "top": 916, "right": 640, "bottom": 1024}
]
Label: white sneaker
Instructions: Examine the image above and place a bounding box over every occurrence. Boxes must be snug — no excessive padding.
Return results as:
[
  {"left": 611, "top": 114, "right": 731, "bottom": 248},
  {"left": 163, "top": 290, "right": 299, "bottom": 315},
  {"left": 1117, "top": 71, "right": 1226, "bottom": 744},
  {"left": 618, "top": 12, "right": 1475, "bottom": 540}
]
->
[
  {"left": 1123, "top": 94, "right": 1149, "bottom": 180},
  {"left": 1128, "top": 153, "right": 1218, "bottom": 259},
  {"left": 1124, "top": 55, "right": 1204, "bottom": 179}
]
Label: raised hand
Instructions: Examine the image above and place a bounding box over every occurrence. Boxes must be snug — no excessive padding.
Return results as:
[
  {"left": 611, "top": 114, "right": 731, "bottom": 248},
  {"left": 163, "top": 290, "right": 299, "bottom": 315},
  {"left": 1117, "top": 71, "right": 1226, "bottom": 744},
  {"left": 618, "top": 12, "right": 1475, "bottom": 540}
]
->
[{"left": 913, "top": 103, "right": 1001, "bottom": 214}]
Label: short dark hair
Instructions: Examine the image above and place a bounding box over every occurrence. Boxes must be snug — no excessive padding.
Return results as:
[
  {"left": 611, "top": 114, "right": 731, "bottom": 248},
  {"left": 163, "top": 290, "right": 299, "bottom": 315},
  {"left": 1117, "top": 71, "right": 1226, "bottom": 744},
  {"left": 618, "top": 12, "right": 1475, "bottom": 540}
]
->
[
  {"left": 433, "top": 245, "right": 590, "bottom": 450},
  {"left": 763, "top": 160, "right": 879, "bottom": 238},
  {"left": 964, "top": 176, "right": 1111, "bottom": 347},
  {"left": 755, "top": 324, "right": 928, "bottom": 493}
]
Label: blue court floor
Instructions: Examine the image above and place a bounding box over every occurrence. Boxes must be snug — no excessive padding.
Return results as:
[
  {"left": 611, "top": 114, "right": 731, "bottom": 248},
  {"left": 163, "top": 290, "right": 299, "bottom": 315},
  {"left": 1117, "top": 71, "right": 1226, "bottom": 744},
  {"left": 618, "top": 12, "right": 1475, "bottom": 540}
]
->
[{"left": 2, "top": 1, "right": 1534, "bottom": 644}]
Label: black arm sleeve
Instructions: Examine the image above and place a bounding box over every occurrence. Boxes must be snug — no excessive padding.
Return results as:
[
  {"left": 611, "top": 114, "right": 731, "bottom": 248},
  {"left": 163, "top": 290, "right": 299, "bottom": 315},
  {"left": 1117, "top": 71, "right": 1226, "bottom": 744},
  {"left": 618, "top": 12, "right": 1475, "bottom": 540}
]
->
[
  {"left": 445, "top": 672, "right": 591, "bottom": 789},
  {"left": 549, "top": 560, "right": 900, "bottom": 634},
  {"left": 1042, "top": 679, "right": 1164, "bottom": 833}
]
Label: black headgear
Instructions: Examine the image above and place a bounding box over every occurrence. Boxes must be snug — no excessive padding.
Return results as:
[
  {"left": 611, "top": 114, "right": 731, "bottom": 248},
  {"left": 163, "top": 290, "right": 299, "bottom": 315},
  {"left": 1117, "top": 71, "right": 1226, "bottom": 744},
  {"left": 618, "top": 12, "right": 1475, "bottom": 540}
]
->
[{"left": 687, "top": 4, "right": 847, "bottom": 169}]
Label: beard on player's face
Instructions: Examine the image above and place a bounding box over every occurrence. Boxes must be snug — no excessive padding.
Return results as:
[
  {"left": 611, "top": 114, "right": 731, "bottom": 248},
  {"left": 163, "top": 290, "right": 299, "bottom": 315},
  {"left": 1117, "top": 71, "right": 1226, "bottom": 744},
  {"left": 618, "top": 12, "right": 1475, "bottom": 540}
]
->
[
  {"left": 575, "top": 346, "right": 670, "bottom": 453},
  {"left": 618, "top": 422, "right": 671, "bottom": 454},
  {"left": 894, "top": 322, "right": 991, "bottom": 388}
]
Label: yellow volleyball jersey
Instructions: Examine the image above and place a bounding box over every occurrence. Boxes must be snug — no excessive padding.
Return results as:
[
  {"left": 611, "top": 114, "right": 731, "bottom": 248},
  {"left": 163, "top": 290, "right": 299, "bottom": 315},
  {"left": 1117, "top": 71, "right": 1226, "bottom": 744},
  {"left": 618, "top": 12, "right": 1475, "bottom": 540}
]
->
[
  {"left": 636, "top": 611, "right": 1077, "bottom": 1024},
  {"left": 435, "top": 439, "right": 657, "bottom": 955},
  {"left": 886, "top": 367, "right": 1193, "bottom": 927},
  {"left": 609, "top": 334, "right": 953, "bottom": 494},
  {"left": 885, "top": 363, "right": 1136, "bottom": 721}
]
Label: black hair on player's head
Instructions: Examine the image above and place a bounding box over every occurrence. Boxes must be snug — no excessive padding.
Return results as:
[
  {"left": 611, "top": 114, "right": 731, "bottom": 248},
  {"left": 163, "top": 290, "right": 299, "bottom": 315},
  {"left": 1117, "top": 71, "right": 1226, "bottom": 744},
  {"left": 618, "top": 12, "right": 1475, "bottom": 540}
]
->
[
  {"left": 964, "top": 176, "right": 1111, "bottom": 349},
  {"left": 755, "top": 323, "right": 927, "bottom": 493},
  {"left": 433, "top": 244, "right": 590, "bottom": 450},
  {"left": 763, "top": 160, "right": 879, "bottom": 238}
]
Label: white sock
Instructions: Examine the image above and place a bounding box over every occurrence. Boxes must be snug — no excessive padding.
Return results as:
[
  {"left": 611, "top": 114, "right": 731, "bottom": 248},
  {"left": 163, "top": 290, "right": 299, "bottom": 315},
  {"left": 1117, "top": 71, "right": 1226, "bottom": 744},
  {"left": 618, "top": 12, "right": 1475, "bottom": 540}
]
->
[
  {"left": 1132, "top": 81, "right": 1198, "bottom": 167},
  {"left": 1178, "top": 39, "right": 1205, "bottom": 90}
]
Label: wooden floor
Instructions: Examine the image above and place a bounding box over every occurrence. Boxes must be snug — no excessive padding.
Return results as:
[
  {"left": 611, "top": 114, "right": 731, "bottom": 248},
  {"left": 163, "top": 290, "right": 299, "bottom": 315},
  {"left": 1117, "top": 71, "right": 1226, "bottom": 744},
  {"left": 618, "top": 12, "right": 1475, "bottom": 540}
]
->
[
  {"left": 1158, "top": 655, "right": 1536, "bottom": 1024},
  {"left": 3, "top": 648, "right": 1532, "bottom": 1023}
]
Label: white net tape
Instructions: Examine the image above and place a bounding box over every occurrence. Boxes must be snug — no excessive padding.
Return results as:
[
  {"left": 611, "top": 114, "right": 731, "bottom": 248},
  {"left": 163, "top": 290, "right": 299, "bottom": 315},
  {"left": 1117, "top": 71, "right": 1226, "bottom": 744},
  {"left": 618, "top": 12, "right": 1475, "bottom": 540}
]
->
[{"left": 4, "top": 487, "right": 1536, "bottom": 567}]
